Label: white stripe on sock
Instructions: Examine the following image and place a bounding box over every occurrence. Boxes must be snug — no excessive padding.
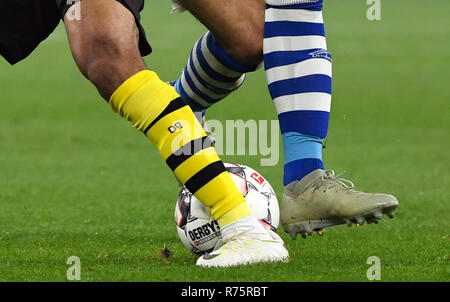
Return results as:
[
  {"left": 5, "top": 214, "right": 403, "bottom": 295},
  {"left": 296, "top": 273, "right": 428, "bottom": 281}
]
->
[
  {"left": 263, "top": 36, "right": 327, "bottom": 54},
  {"left": 265, "top": 8, "right": 324, "bottom": 23},
  {"left": 186, "top": 63, "right": 229, "bottom": 100},
  {"left": 274, "top": 92, "right": 331, "bottom": 114},
  {"left": 200, "top": 35, "right": 244, "bottom": 79},
  {"left": 191, "top": 40, "right": 245, "bottom": 90},
  {"left": 179, "top": 72, "right": 212, "bottom": 108},
  {"left": 266, "top": 58, "right": 332, "bottom": 84}
]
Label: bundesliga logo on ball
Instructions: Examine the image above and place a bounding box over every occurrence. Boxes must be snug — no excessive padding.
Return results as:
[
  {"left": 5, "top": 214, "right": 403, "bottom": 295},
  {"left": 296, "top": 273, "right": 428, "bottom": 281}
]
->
[{"left": 174, "top": 163, "right": 280, "bottom": 254}]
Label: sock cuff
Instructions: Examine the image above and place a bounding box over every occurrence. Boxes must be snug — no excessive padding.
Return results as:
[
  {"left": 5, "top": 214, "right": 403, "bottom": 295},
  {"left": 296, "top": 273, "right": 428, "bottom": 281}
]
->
[
  {"left": 205, "top": 32, "right": 259, "bottom": 73},
  {"left": 109, "top": 70, "right": 157, "bottom": 107},
  {"left": 217, "top": 202, "right": 252, "bottom": 228},
  {"left": 173, "top": 31, "right": 256, "bottom": 111},
  {"left": 109, "top": 70, "right": 180, "bottom": 132}
]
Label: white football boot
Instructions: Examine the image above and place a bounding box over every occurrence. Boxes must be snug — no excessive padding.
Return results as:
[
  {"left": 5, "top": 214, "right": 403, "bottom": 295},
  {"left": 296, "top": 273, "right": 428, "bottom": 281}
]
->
[
  {"left": 281, "top": 169, "right": 399, "bottom": 239},
  {"left": 196, "top": 215, "right": 290, "bottom": 267}
]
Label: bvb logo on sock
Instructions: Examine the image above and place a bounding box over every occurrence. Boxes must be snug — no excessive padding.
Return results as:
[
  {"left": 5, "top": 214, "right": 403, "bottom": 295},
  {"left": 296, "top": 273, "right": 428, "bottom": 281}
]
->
[
  {"left": 168, "top": 121, "right": 184, "bottom": 133},
  {"left": 367, "top": 0, "right": 382, "bottom": 21}
]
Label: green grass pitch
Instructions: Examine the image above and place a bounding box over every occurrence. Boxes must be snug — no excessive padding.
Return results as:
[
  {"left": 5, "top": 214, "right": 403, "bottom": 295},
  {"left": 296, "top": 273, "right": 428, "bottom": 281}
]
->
[{"left": 0, "top": 0, "right": 448, "bottom": 281}]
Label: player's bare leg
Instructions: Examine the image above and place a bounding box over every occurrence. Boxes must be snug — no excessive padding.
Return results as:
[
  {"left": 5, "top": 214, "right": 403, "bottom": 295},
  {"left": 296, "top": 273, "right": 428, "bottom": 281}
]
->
[
  {"left": 64, "top": 0, "right": 146, "bottom": 100},
  {"left": 64, "top": 0, "right": 288, "bottom": 267}
]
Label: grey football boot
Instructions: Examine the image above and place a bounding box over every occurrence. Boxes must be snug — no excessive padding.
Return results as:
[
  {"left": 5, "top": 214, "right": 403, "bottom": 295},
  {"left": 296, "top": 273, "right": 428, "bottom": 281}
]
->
[{"left": 281, "top": 169, "right": 399, "bottom": 239}]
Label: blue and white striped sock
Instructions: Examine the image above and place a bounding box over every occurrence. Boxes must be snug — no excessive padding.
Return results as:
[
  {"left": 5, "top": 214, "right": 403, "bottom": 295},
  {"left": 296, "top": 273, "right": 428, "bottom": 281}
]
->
[
  {"left": 264, "top": 0, "right": 332, "bottom": 186},
  {"left": 173, "top": 31, "right": 259, "bottom": 112}
]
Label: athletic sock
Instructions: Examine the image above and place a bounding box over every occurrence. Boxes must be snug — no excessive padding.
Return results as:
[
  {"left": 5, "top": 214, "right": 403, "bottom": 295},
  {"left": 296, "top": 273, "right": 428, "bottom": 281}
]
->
[
  {"left": 173, "top": 31, "right": 259, "bottom": 111},
  {"left": 263, "top": 0, "right": 332, "bottom": 186},
  {"left": 109, "top": 70, "right": 250, "bottom": 226}
]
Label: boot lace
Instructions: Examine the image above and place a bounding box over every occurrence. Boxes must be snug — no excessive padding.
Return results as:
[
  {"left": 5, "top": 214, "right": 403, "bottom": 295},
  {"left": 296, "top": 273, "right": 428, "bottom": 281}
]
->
[{"left": 322, "top": 170, "right": 355, "bottom": 190}]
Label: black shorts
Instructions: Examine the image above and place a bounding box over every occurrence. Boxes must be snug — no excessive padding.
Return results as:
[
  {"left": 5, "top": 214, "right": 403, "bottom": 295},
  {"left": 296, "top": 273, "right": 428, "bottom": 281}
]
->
[{"left": 0, "top": 0, "right": 152, "bottom": 65}]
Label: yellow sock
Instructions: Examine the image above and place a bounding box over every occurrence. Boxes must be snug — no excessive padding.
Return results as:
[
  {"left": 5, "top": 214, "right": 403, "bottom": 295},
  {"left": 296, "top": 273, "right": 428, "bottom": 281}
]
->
[{"left": 109, "top": 70, "right": 250, "bottom": 227}]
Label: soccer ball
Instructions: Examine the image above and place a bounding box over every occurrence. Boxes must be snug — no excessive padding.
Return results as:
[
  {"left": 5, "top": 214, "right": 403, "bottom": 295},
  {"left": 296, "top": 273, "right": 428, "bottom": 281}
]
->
[{"left": 174, "top": 163, "right": 280, "bottom": 254}]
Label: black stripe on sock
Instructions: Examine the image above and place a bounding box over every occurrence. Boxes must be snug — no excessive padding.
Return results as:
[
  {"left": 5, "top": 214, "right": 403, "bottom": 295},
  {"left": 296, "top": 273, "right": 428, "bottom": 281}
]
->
[
  {"left": 143, "top": 97, "right": 187, "bottom": 135},
  {"left": 166, "top": 136, "right": 214, "bottom": 171},
  {"left": 184, "top": 161, "right": 227, "bottom": 194}
]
